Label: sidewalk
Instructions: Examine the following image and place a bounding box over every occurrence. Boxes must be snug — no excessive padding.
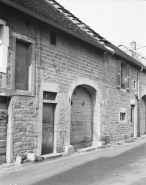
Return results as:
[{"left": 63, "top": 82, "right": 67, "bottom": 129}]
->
[{"left": 0, "top": 135, "right": 146, "bottom": 176}]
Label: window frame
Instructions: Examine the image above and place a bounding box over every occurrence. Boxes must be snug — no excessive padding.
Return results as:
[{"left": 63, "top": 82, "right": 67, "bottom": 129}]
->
[
  {"left": 11, "top": 33, "right": 35, "bottom": 96},
  {"left": 118, "top": 107, "right": 127, "bottom": 124},
  {"left": 117, "top": 60, "right": 130, "bottom": 91}
]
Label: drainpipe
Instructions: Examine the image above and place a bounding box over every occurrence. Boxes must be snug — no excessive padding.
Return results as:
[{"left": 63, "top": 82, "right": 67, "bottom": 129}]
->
[{"left": 137, "top": 67, "right": 143, "bottom": 137}]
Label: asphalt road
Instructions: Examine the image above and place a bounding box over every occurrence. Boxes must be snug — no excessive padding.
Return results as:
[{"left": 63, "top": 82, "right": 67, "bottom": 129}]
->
[{"left": 1, "top": 139, "right": 146, "bottom": 185}]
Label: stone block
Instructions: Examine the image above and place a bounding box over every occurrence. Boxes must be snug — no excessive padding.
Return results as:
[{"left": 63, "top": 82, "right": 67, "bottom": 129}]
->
[
  {"left": 27, "top": 153, "right": 36, "bottom": 161},
  {"left": 64, "top": 145, "right": 74, "bottom": 154}
]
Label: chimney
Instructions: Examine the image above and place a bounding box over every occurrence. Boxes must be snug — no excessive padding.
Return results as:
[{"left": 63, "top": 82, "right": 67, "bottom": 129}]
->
[
  {"left": 130, "top": 40, "right": 136, "bottom": 58},
  {"left": 130, "top": 40, "right": 136, "bottom": 50}
]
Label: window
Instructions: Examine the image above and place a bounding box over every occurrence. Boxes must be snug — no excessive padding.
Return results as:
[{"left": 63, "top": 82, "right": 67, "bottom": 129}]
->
[
  {"left": 11, "top": 34, "right": 35, "bottom": 96},
  {"left": 50, "top": 32, "right": 56, "bottom": 45},
  {"left": 0, "top": 20, "right": 9, "bottom": 73},
  {"left": 120, "top": 112, "right": 126, "bottom": 121},
  {"left": 43, "top": 91, "right": 57, "bottom": 100},
  {"left": 117, "top": 60, "right": 129, "bottom": 90},
  {"left": 133, "top": 81, "right": 136, "bottom": 89},
  {"left": 119, "top": 107, "right": 127, "bottom": 123}
]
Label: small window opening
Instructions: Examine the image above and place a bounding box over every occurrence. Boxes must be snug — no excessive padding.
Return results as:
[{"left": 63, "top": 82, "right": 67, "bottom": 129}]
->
[
  {"left": 82, "top": 101, "right": 84, "bottom": 106},
  {"left": 43, "top": 91, "right": 57, "bottom": 100},
  {"left": 134, "top": 81, "right": 136, "bottom": 89},
  {"left": 50, "top": 32, "right": 56, "bottom": 45},
  {"left": 120, "top": 112, "right": 126, "bottom": 121},
  {"left": 71, "top": 101, "right": 73, "bottom": 105},
  {"left": 121, "top": 63, "right": 127, "bottom": 89}
]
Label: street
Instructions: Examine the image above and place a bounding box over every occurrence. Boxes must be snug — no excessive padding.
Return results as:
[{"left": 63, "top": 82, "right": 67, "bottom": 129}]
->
[{"left": 0, "top": 138, "right": 146, "bottom": 185}]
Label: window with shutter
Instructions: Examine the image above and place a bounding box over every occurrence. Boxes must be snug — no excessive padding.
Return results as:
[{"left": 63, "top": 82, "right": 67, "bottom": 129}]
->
[
  {"left": 117, "top": 60, "right": 121, "bottom": 88},
  {"left": 127, "top": 65, "right": 130, "bottom": 90},
  {"left": 15, "top": 40, "right": 30, "bottom": 90},
  {"left": 117, "top": 60, "right": 130, "bottom": 90},
  {"left": 121, "top": 63, "right": 127, "bottom": 89},
  {"left": 11, "top": 34, "right": 35, "bottom": 96}
]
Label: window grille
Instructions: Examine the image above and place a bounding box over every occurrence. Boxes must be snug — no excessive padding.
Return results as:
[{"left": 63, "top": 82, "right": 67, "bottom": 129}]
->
[
  {"left": 43, "top": 91, "right": 57, "bottom": 100},
  {"left": 120, "top": 112, "right": 126, "bottom": 121}
]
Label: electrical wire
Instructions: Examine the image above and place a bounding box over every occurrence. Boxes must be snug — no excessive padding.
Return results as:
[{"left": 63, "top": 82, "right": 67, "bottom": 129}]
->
[{"left": 109, "top": 40, "right": 146, "bottom": 49}]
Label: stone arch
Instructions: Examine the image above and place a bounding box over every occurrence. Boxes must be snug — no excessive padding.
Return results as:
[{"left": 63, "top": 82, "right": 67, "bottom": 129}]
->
[
  {"left": 140, "top": 90, "right": 146, "bottom": 100},
  {"left": 68, "top": 78, "right": 102, "bottom": 102},
  {"left": 67, "top": 78, "right": 103, "bottom": 151}
]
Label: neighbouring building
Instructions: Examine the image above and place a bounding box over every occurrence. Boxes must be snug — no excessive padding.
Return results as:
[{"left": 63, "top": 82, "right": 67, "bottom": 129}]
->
[
  {"left": 0, "top": 0, "right": 146, "bottom": 165},
  {"left": 119, "top": 41, "right": 146, "bottom": 137}
]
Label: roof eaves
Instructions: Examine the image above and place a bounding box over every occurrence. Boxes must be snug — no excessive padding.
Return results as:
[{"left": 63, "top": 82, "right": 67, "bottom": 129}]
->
[
  {"left": 0, "top": 0, "right": 113, "bottom": 54},
  {"left": 1, "top": 0, "right": 145, "bottom": 70}
]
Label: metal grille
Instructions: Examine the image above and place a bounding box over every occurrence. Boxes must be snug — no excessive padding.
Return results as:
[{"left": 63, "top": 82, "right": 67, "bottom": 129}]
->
[
  {"left": 43, "top": 91, "right": 57, "bottom": 100},
  {"left": 120, "top": 112, "right": 126, "bottom": 121}
]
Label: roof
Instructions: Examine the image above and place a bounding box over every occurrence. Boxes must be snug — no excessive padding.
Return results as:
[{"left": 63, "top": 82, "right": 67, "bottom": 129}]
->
[
  {"left": 1, "top": 0, "right": 146, "bottom": 70},
  {"left": 118, "top": 44, "right": 146, "bottom": 66}
]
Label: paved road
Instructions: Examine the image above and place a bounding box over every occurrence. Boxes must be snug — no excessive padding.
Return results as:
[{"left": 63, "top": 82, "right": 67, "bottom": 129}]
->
[{"left": 1, "top": 139, "right": 146, "bottom": 185}]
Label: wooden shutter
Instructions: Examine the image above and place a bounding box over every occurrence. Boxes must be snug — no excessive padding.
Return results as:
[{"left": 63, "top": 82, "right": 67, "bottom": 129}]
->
[
  {"left": 127, "top": 65, "right": 130, "bottom": 90},
  {"left": 117, "top": 60, "right": 121, "bottom": 88},
  {"left": 0, "top": 25, "right": 9, "bottom": 73},
  {"left": 15, "top": 40, "right": 29, "bottom": 90}
]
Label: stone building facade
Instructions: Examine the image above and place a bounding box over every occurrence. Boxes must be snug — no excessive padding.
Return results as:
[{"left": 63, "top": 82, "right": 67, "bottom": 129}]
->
[{"left": 0, "top": 0, "right": 146, "bottom": 164}]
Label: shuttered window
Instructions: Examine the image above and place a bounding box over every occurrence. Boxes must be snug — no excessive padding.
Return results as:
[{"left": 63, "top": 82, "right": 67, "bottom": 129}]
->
[
  {"left": 15, "top": 40, "right": 30, "bottom": 91},
  {"left": 0, "top": 23, "right": 9, "bottom": 73},
  {"left": 127, "top": 65, "right": 130, "bottom": 90},
  {"left": 117, "top": 60, "right": 130, "bottom": 90},
  {"left": 117, "top": 60, "right": 121, "bottom": 88}
]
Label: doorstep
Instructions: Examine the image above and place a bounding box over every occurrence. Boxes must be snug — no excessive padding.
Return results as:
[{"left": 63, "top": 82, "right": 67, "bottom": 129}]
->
[
  {"left": 75, "top": 146, "right": 97, "bottom": 153},
  {"left": 41, "top": 153, "right": 63, "bottom": 160}
]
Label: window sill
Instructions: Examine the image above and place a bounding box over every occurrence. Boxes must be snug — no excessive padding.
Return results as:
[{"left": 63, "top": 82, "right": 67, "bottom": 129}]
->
[
  {"left": 14, "top": 90, "right": 34, "bottom": 96},
  {"left": 117, "top": 87, "right": 130, "bottom": 93},
  {"left": 6, "top": 89, "right": 34, "bottom": 97},
  {"left": 119, "top": 120, "right": 127, "bottom": 124}
]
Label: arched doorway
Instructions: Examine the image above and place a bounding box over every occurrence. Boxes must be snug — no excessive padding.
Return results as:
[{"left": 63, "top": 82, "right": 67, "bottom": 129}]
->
[
  {"left": 70, "top": 85, "right": 95, "bottom": 149},
  {"left": 140, "top": 95, "right": 146, "bottom": 135},
  {"left": 66, "top": 78, "right": 102, "bottom": 153}
]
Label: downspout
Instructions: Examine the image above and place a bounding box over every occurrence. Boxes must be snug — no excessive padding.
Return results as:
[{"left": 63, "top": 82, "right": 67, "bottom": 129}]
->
[{"left": 137, "top": 67, "right": 143, "bottom": 137}]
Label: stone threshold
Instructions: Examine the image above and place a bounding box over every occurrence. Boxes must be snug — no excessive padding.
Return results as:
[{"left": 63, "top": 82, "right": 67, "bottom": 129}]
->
[
  {"left": 41, "top": 153, "right": 63, "bottom": 160},
  {"left": 75, "top": 146, "right": 98, "bottom": 153}
]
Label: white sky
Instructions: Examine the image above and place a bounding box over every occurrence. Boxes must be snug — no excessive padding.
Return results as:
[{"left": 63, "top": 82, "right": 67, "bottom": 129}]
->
[{"left": 56, "top": 0, "right": 146, "bottom": 56}]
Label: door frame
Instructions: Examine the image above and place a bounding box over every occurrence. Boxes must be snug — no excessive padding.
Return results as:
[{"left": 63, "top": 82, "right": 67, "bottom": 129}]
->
[
  {"left": 68, "top": 78, "right": 103, "bottom": 149},
  {"left": 130, "top": 105, "right": 134, "bottom": 137},
  {"left": 130, "top": 99, "right": 137, "bottom": 137},
  {"left": 42, "top": 102, "right": 55, "bottom": 155},
  {"left": 37, "top": 82, "right": 60, "bottom": 156}
]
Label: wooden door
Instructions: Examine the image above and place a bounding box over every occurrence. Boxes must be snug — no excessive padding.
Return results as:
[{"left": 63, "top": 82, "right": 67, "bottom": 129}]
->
[
  {"left": 0, "top": 104, "right": 8, "bottom": 165},
  {"left": 130, "top": 105, "right": 134, "bottom": 137},
  {"left": 42, "top": 103, "right": 54, "bottom": 155},
  {"left": 71, "top": 86, "right": 92, "bottom": 149},
  {"left": 140, "top": 98, "right": 146, "bottom": 135}
]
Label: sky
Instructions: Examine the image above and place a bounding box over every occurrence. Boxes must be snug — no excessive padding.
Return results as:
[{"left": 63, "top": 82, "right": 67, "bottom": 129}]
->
[{"left": 56, "top": 0, "right": 146, "bottom": 56}]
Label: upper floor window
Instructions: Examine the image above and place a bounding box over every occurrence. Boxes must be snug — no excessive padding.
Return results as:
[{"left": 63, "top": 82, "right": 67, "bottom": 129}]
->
[
  {"left": 0, "top": 20, "right": 9, "bottom": 73},
  {"left": 11, "top": 33, "right": 35, "bottom": 96},
  {"left": 117, "top": 60, "right": 130, "bottom": 90},
  {"left": 15, "top": 40, "right": 30, "bottom": 90}
]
